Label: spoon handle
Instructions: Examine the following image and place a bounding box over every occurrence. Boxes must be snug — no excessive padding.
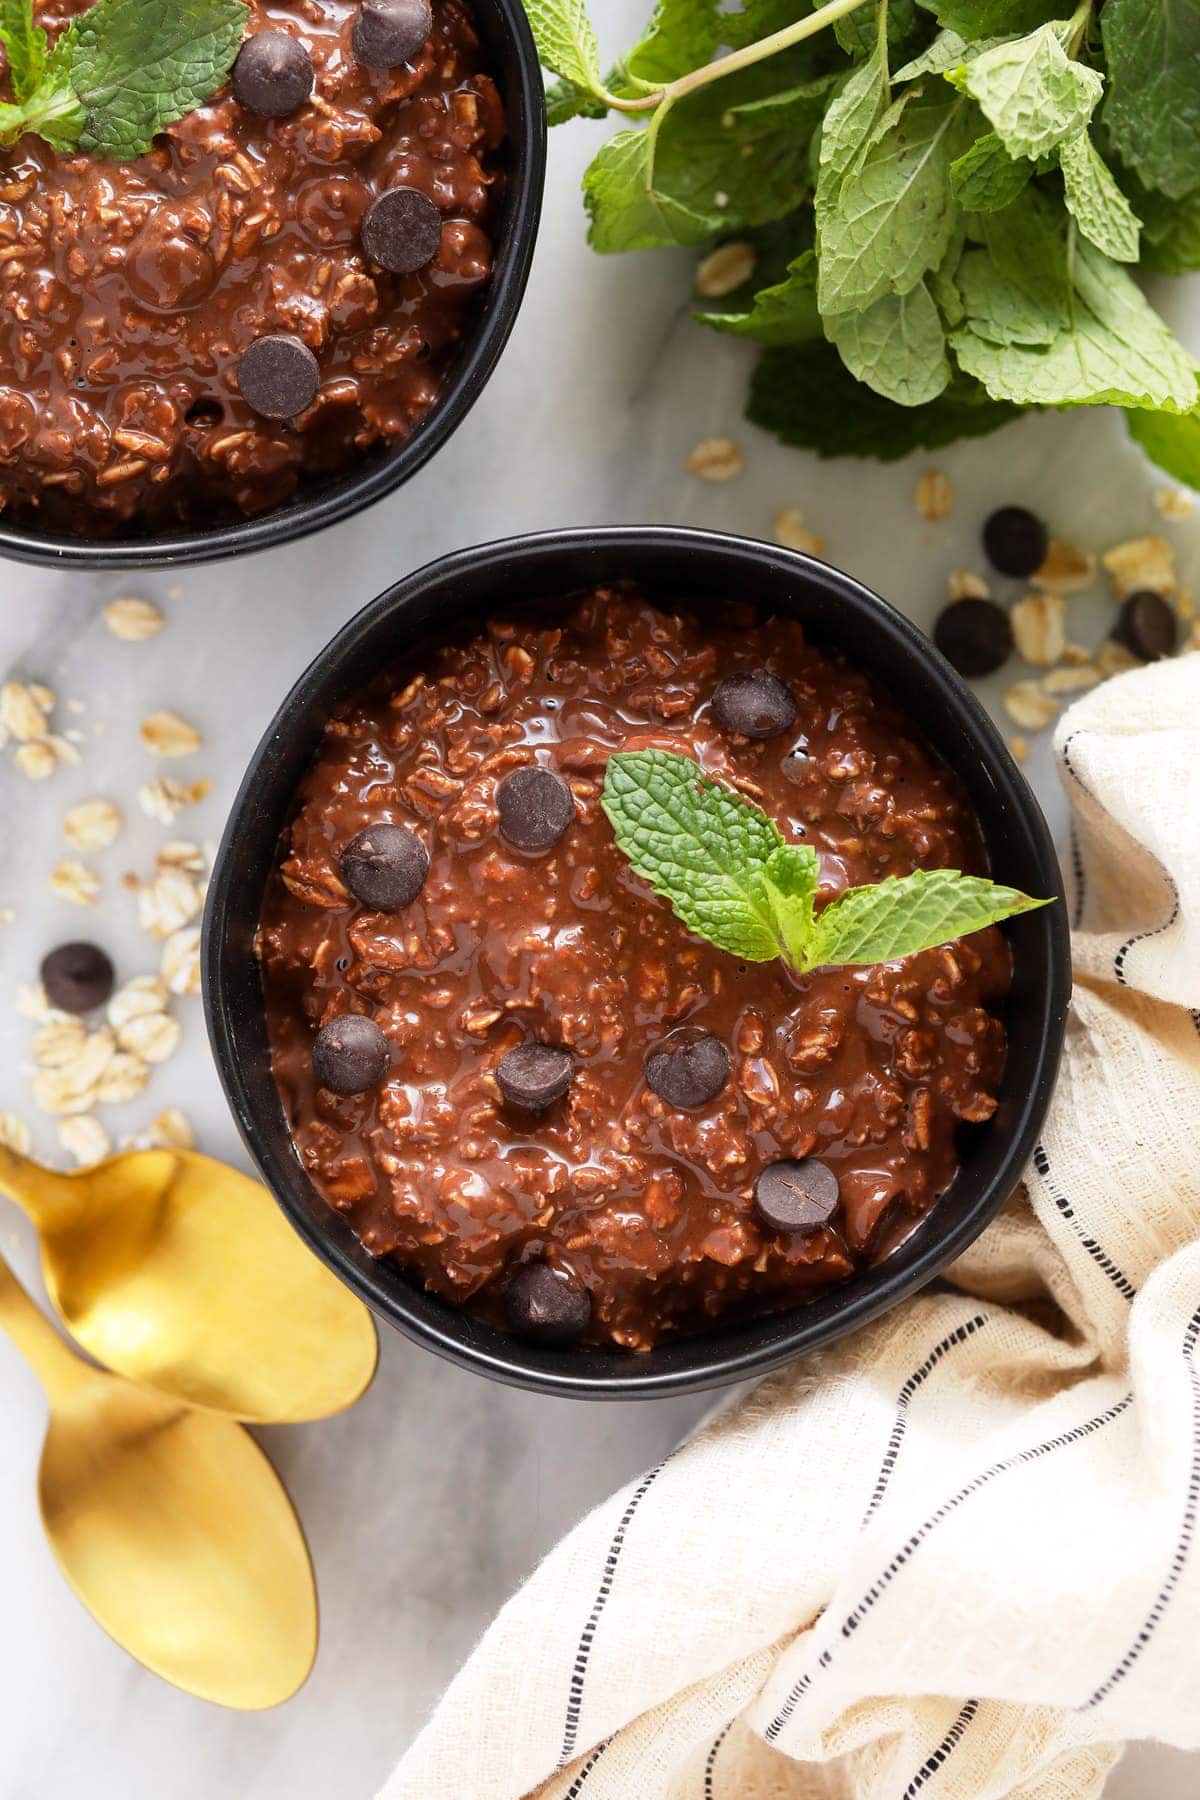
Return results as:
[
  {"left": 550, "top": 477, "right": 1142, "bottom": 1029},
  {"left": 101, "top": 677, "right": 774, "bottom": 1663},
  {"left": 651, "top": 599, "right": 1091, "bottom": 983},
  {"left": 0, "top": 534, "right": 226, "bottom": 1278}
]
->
[
  {"left": 0, "top": 1145, "right": 81, "bottom": 1232},
  {"left": 0, "top": 1255, "right": 90, "bottom": 1402}
]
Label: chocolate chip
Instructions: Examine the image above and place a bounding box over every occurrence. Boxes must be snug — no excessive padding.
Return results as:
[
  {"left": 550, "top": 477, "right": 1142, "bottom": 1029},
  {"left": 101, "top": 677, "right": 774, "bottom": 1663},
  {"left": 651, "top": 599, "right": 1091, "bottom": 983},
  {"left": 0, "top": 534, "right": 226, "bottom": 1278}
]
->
[
  {"left": 340, "top": 824, "right": 429, "bottom": 911},
  {"left": 1114, "top": 590, "right": 1178, "bottom": 662},
  {"left": 644, "top": 1027, "right": 730, "bottom": 1110},
  {"left": 933, "top": 597, "right": 1013, "bottom": 679},
  {"left": 352, "top": 0, "right": 431, "bottom": 68},
  {"left": 496, "top": 766, "right": 575, "bottom": 851},
  {"left": 238, "top": 334, "right": 320, "bottom": 420},
  {"left": 40, "top": 942, "right": 114, "bottom": 1015},
  {"left": 711, "top": 669, "right": 798, "bottom": 739},
  {"left": 496, "top": 1043, "right": 573, "bottom": 1111},
  {"left": 982, "top": 506, "right": 1048, "bottom": 579},
  {"left": 232, "top": 31, "right": 314, "bottom": 117},
  {"left": 504, "top": 1261, "right": 591, "bottom": 1346},
  {"left": 312, "top": 1015, "right": 389, "bottom": 1094},
  {"left": 360, "top": 187, "right": 442, "bottom": 275},
  {"left": 753, "top": 1159, "right": 840, "bottom": 1234}
]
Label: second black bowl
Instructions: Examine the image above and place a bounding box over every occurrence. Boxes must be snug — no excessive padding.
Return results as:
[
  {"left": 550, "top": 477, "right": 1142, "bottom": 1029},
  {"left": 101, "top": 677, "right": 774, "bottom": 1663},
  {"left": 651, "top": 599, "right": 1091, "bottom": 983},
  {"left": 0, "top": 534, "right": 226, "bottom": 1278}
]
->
[{"left": 203, "top": 527, "right": 1071, "bottom": 1398}]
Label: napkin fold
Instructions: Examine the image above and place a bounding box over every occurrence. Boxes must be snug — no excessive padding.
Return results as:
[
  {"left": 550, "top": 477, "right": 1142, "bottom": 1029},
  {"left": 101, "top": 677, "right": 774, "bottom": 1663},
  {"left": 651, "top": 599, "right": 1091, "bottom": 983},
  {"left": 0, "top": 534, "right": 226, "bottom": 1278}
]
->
[{"left": 383, "top": 655, "right": 1200, "bottom": 1800}]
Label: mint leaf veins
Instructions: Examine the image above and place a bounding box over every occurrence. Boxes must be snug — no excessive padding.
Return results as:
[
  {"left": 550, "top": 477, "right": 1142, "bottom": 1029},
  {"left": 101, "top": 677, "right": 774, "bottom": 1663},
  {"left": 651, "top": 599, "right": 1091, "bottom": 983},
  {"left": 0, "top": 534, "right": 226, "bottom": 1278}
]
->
[{"left": 601, "top": 749, "right": 1050, "bottom": 976}]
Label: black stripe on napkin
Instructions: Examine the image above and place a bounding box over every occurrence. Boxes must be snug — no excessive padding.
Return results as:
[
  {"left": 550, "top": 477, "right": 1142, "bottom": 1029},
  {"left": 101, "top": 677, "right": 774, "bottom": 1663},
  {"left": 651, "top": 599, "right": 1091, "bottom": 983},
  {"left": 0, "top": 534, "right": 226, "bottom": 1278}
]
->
[
  {"left": 1031, "top": 1143, "right": 1138, "bottom": 1301},
  {"left": 861, "top": 1316, "right": 988, "bottom": 1530},
  {"left": 901, "top": 1697, "right": 980, "bottom": 1796}
]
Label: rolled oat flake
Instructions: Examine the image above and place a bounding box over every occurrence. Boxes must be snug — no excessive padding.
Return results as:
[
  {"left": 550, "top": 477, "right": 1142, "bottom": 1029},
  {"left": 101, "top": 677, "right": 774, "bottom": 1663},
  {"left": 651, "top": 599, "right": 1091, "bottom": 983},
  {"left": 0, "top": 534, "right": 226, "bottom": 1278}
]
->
[
  {"left": 238, "top": 334, "right": 321, "bottom": 420},
  {"left": 360, "top": 187, "right": 443, "bottom": 275},
  {"left": 352, "top": 0, "right": 432, "bottom": 68},
  {"left": 754, "top": 1158, "right": 840, "bottom": 1234}
]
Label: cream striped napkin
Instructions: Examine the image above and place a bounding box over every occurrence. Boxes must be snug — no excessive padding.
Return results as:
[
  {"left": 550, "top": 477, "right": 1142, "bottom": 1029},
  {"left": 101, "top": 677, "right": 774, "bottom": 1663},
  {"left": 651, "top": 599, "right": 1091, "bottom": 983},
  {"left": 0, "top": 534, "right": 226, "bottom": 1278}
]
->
[{"left": 383, "top": 653, "right": 1200, "bottom": 1800}]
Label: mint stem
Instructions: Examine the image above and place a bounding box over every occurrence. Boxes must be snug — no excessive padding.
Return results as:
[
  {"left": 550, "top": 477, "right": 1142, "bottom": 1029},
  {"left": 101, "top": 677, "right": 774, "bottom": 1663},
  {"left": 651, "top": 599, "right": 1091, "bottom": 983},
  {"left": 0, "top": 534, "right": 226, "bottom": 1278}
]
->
[{"left": 602, "top": 0, "right": 874, "bottom": 114}]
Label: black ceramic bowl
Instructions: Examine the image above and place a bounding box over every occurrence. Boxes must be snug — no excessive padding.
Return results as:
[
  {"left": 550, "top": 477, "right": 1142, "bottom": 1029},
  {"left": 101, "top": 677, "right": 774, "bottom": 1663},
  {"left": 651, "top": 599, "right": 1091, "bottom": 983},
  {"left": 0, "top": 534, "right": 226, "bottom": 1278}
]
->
[
  {"left": 203, "top": 527, "right": 1071, "bottom": 1399},
  {"left": 0, "top": 0, "right": 544, "bottom": 573}
]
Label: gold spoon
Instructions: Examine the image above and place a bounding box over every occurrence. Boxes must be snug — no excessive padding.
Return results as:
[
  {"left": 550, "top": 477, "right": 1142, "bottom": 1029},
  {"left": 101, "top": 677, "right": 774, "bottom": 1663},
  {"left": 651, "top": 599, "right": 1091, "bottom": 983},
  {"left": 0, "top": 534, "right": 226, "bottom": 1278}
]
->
[
  {"left": 0, "top": 1144, "right": 377, "bottom": 1423},
  {"left": 0, "top": 1254, "right": 317, "bottom": 1709}
]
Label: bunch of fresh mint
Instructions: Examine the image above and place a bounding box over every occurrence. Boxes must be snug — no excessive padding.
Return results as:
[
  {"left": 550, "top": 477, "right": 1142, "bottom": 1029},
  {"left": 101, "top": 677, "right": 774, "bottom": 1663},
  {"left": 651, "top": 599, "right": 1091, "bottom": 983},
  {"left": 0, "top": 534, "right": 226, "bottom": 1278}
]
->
[
  {"left": 601, "top": 749, "right": 1048, "bottom": 973},
  {"left": 0, "top": 0, "right": 248, "bottom": 160},
  {"left": 529, "top": 0, "right": 1200, "bottom": 485}
]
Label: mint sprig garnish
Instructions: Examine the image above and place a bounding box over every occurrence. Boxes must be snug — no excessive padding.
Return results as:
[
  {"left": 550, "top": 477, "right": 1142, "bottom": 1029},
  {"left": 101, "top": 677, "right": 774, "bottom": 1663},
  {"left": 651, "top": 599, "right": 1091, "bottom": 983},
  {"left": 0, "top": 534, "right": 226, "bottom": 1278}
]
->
[
  {"left": 530, "top": 0, "right": 1200, "bottom": 480},
  {"left": 0, "top": 0, "right": 248, "bottom": 160},
  {"left": 600, "top": 749, "right": 1050, "bottom": 975}
]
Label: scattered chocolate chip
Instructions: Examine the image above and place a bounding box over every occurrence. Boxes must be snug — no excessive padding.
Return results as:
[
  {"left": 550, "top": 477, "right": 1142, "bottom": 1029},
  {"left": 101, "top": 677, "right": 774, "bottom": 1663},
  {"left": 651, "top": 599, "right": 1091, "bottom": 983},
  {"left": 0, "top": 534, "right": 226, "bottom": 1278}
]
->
[
  {"left": 753, "top": 1159, "right": 840, "bottom": 1235},
  {"left": 238, "top": 334, "right": 320, "bottom": 420},
  {"left": 504, "top": 1261, "right": 591, "bottom": 1346},
  {"left": 352, "top": 0, "right": 431, "bottom": 68},
  {"left": 644, "top": 1027, "right": 730, "bottom": 1110},
  {"left": 312, "top": 1014, "right": 389, "bottom": 1094},
  {"left": 232, "top": 31, "right": 314, "bottom": 117},
  {"left": 496, "top": 1042, "right": 573, "bottom": 1111},
  {"left": 360, "top": 187, "right": 442, "bottom": 275},
  {"left": 982, "top": 506, "right": 1048, "bottom": 579},
  {"left": 40, "top": 942, "right": 114, "bottom": 1015},
  {"left": 1113, "top": 590, "right": 1178, "bottom": 662},
  {"left": 496, "top": 766, "right": 575, "bottom": 851},
  {"left": 933, "top": 596, "right": 1013, "bottom": 679},
  {"left": 340, "top": 823, "right": 429, "bottom": 911},
  {"left": 711, "top": 668, "right": 798, "bottom": 739}
]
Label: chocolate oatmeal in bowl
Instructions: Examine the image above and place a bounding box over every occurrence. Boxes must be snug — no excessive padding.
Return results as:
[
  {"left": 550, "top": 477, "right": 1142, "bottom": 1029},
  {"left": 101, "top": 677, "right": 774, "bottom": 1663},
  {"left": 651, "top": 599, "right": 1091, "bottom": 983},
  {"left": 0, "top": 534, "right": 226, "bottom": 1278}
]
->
[
  {"left": 0, "top": 0, "right": 542, "bottom": 563},
  {"left": 252, "top": 558, "right": 1055, "bottom": 1358}
]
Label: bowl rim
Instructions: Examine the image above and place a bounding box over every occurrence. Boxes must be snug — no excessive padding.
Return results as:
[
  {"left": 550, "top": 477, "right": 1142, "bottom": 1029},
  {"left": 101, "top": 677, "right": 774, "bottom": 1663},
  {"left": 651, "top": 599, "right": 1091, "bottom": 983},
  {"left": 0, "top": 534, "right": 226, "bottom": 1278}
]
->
[
  {"left": 0, "top": 0, "right": 547, "bottom": 572},
  {"left": 203, "top": 525, "right": 1072, "bottom": 1399}
]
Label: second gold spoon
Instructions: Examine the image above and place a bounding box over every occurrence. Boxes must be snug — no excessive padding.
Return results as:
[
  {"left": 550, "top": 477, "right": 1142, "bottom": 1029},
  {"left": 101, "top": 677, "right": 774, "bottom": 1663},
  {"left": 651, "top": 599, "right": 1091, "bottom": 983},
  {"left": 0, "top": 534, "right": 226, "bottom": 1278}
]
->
[{"left": 0, "top": 1143, "right": 377, "bottom": 1423}]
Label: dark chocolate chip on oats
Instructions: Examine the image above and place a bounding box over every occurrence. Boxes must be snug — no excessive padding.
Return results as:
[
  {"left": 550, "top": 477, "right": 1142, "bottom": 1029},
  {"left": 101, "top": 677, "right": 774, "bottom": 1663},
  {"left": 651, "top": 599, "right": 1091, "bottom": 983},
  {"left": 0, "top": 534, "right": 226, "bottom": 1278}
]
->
[
  {"left": 340, "top": 823, "right": 429, "bottom": 911},
  {"left": 982, "top": 506, "right": 1048, "bottom": 579},
  {"left": 933, "top": 597, "right": 1013, "bottom": 679},
  {"left": 40, "top": 942, "right": 114, "bottom": 1015},
  {"left": 238, "top": 334, "right": 321, "bottom": 420},
  {"left": 711, "top": 669, "right": 798, "bottom": 739},
  {"left": 496, "top": 1043, "right": 573, "bottom": 1111},
  {"left": 505, "top": 1261, "right": 591, "bottom": 1346},
  {"left": 232, "top": 31, "right": 314, "bottom": 116},
  {"left": 1114, "top": 590, "right": 1178, "bottom": 662},
  {"left": 312, "top": 1014, "right": 389, "bottom": 1094},
  {"left": 496, "top": 766, "right": 575, "bottom": 851},
  {"left": 352, "top": 0, "right": 432, "bottom": 68},
  {"left": 754, "top": 1158, "right": 840, "bottom": 1235},
  {"left": 360, "top": 187, "right": 443, "bottom": 275},
  {"left": 645, "top": 1027, "right": 730, "bottom": 1110}
]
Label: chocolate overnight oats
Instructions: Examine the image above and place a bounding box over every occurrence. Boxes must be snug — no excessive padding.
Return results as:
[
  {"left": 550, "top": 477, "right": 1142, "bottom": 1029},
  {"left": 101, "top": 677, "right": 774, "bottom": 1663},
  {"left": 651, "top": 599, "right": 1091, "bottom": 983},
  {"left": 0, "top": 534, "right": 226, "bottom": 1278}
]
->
[
  {"left": 0, "top": 0, "right": 506, "bottom": 533},
  {"left": 259, "top": 587, "right": 1020, "bottom": 1353}
]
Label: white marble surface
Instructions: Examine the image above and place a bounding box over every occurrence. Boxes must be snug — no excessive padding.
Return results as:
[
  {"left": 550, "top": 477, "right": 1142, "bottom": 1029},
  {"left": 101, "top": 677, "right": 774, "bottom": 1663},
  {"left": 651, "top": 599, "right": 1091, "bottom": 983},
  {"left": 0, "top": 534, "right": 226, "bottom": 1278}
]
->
[{"left": 2, "top": 5, "right": 1200, "bottom": 1792}]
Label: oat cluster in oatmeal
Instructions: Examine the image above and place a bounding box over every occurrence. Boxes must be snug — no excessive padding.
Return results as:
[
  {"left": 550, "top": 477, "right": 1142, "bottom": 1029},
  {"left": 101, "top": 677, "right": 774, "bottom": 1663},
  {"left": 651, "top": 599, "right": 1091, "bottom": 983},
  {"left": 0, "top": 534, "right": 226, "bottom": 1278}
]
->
[
  {"left": 260, "top": 588, "right": 1013, "bottom": 1353},
  {"left": 0, "top": 0, "right": 506, "bottom": 534}
]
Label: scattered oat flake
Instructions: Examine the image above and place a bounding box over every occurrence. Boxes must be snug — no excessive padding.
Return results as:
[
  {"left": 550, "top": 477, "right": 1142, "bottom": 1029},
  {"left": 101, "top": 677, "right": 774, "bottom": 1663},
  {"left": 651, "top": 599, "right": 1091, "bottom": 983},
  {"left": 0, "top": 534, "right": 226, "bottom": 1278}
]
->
[
  {"left": 0, "top": 680, "right": 51, "bottom": 741},
  {"left": 32, "top": 1017, "right": 88, "bottom": 1068},
  {"left": 1042, "top": 663, "right": 1101, "bottom": 694},
  {"left": 696, "top": 241, "right": 755, "bottom": 298},
  {"left": 1096, "top": 638, "right": 1141, "bottom": 679},
  {"left": 915, "top": 471, "right": 951, "bottom": 521},
  {"left": 13, "top": 741, "right": 57, "bottom": 780},
  {"left": 1011, "top": 591, "right": 1066, "bottom": 667},
  {"left": 107, "top": 975, "right": 168, "bottom": 1031},
  {"left": 1154, "top": 487, "right": 1193, "bottom": 522},
  {"left": 116, "top": 1011, "right": 181, "bottom": 1065},
  {"left": 158, "top": 840, "right": 205, "bottom": 875},
  {"left": 161, "top": 926, "right": 201, "bottom": 996},
  {"left": 0, "top": 1111, "right": 32, "bottom": 1154},
  {"left": 1004, "top": 681, "right": 1059, "bottom": 732},
  {"left": 96, "top": 1053, "right": 150, "bottom": 1105},
  {"left": 141, "top": 710, "right": 201, "bottom": 757},
  {"left": 138, "top": 866, "right": 203, "bottom": 938},
  {"left": 947, "top": 570, "right": 991, "bottom": 601},
  {"left": 1177, "top": 589, "right": 1195, "bottom": 623},
  {"left": 17, "top": 983, "right": 52, "bottom": 1021},
  {"left": 1008, "top": 735, "right": 1029, "bottom": 763},
  {"left": 58, "top": 1114, "right": 111, "bottom": 1167},
  {"left": 686, "top": 439, "right": 743, "bottom": 481},
  {"left": 45, "top": 733, "right": 80, "bottom": 768},
  {"left": 1032, "top": 540, "right": 1096, "bottom": 594},
  {"left": 31, "top": 1029, "right": 116, "bottom": 1115},
  {"left": 150, "top": 1107, "right": 194, "bottom": 1150},
  {"left": 774, "top": 509, "right": 826, "bottom": 555},
  {"left": 138, "top": 776, "right": 211, "bottom": 824},
  {"left": 1102, "top": 535, "right": 1174, "bottom": 598},
  {"left": 104, "top": 596, "right": 164, "bottom": 640},
  {"left": 64, "top": 798, "right": 122, "bottom": 851},
  {"left": 50, "top": 860, "right": 101, "bottom": 906}
]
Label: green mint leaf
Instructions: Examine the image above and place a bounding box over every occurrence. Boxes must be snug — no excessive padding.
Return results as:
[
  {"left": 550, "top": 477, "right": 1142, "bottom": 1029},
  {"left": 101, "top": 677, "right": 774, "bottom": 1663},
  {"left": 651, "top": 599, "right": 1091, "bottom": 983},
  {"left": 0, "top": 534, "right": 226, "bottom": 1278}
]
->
[
  {"left": 1101, "top": 0, "right": 1200, "bottom": 202},
  {"left": 544, "top": 75, "right": 607, "bottom": 125},
  {"left": 761, "top": 842, "right": 820, "bottom": 972},
  {"left": 0, "top": 0, "right": 47, "bottom": 103},
  {"left": 525, "top": 0, "right": 606, "bottom": 98},
  {"left": 893, "top": 28, "right": 1012, "bottom": 81},
  {"left": 816, "top": 43, "right": 888, "bottom": 186},
  {"left": 827, "top": 279, "right": 951, "bottom": 406},
  {"left": 722, "top": 1, "right": 814, "bottom": 49},
  {"left": 584, "top": 123, "right": 723, "bottom": 252},
  {"left": 952, "top": 231, "right": 1198, "bottom": 412},
  {"left": 928, "top": 220, "right": 966, "bottom": 324},
  {"left": 1059, "top": 131, "right": 1141, "bottom": 263},
  {"left": 65, "top": 0, "right": 248, "bottom": 161},
  {"left": 802, "top": 868, "right": 1050, "bottom": 972},
  {"left": 1135, "top": 183, "right": 1200, "bottom": 276},
  {"left": 817, "top": 91, "right": 965, "bottom": 315},
  {"left": 1125, "top": 407, "right": 1200, "bottom": 489},
  {"left": 696, "top": 248, "right": 822, "bottom": 346},
  {"left": 950, "top": 129, "right": 1031, "bottom": 210},
  {"left": 921, "top": 0, "right": 1062, "bottom": 31},
  {"left": 748, "top": 339, "right": 1024, "bottom": 459},
  {"left": 834, "top": 0, "right": 930, "bottom": 62},
  {"left": 623, "top": 0, "right": 721, "bottom": 89},
  {"left": 956, "top": 248, "right": 1062, "bottom": 347},
  {"left": 963, "top": 25, "right": 1103, "bottom": 161},
  {"left": 600, "top": 749, "right": 790, "bottom": 962}
]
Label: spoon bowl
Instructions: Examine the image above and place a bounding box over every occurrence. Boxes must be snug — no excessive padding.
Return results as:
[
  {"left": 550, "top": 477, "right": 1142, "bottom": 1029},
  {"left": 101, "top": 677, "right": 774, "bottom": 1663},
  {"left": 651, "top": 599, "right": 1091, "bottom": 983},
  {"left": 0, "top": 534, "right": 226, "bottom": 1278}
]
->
[{"left": 0, "top": 1144, "right": 377, "bottom": 1422}]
